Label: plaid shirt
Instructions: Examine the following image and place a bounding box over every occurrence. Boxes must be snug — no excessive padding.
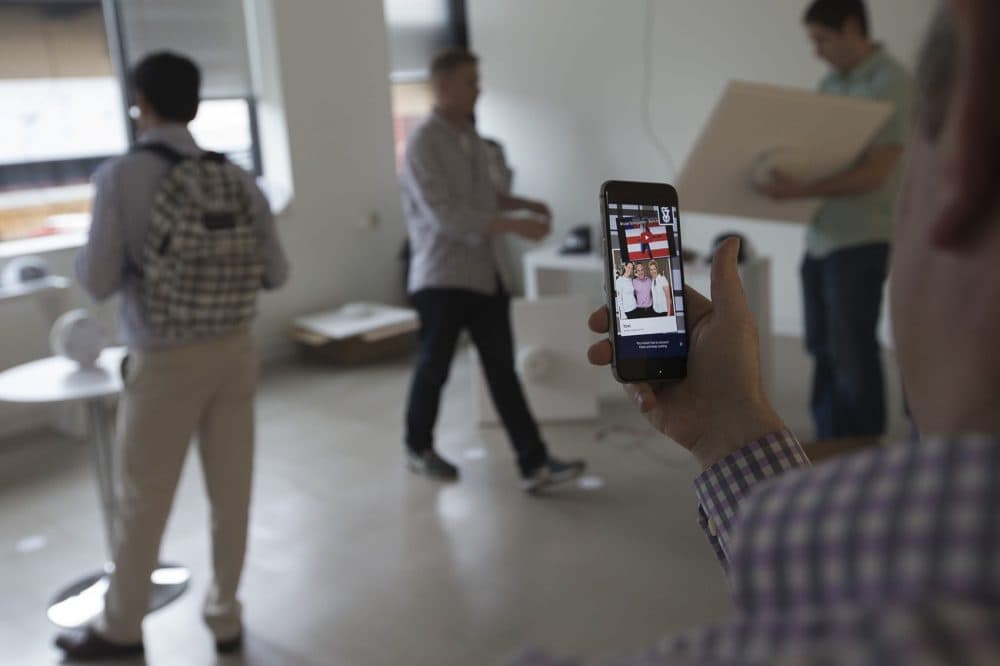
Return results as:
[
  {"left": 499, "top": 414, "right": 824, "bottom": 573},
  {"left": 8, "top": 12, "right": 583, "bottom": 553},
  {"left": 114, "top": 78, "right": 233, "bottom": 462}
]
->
[
  {"left": 516, "top": 431, "right": 1000, "bottom": 665},
  {"left": 400, "top": 111, "right": 510, "bottom": 295}
]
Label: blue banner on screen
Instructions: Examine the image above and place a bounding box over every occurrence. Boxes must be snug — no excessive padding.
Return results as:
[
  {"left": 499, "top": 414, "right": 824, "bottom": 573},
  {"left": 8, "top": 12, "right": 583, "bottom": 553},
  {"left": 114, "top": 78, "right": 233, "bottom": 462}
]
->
[{"left": 606, "top": 202, "right": 688, "bottom": 359}]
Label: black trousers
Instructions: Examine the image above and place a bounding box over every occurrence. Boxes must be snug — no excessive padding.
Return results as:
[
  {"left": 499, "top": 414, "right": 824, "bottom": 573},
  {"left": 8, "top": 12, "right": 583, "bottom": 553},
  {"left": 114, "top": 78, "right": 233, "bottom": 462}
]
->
[{"left": 404, "top": 286, "right": 548, "bottom": 475}]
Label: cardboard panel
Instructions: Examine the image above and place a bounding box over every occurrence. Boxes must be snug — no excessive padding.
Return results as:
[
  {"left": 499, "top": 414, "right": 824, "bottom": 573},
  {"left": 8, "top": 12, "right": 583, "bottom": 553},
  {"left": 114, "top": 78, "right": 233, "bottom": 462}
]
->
[{"left": 676, "top": 81, "right": 891, "bottom": 224}]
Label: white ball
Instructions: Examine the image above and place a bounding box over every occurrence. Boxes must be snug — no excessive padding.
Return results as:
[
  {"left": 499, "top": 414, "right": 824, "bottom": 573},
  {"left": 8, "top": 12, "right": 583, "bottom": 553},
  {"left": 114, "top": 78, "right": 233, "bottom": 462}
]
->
[
  {"left": 517, "top": 346, "right": 553, "bottom": 382},
  {"left": 50, "top": 310, "right": 107, "bottom": 368}
]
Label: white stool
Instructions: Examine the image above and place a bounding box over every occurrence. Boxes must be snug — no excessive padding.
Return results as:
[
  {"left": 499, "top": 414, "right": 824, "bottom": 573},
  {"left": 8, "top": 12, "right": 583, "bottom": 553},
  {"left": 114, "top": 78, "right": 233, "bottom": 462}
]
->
[{"left": 0, "top": 348, "right": 190, "bottom": 628}]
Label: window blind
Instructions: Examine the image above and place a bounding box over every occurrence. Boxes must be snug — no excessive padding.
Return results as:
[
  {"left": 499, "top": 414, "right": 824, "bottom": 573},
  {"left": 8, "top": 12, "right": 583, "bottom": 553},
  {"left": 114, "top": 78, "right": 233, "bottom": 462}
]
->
[{"left": 117, "top": 0, "right": 252, "bottom": 99}]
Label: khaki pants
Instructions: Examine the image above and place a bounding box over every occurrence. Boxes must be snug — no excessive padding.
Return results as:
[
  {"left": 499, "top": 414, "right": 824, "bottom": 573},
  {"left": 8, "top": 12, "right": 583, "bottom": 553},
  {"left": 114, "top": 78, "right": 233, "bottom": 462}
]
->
[{"left": 97, "top": 332, "right": 257, "bottom": 643}]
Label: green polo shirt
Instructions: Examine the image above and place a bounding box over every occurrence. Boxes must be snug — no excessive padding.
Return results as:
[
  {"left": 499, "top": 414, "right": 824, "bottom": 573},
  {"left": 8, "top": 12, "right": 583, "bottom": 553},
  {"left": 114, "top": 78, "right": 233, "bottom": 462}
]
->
[{"left": 807, "top": 45, "right": 913, "bottom": 258}]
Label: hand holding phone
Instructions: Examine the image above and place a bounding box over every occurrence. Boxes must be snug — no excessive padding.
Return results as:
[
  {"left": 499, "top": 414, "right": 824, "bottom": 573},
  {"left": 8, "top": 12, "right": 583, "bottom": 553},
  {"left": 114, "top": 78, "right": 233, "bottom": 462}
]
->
[{"left": 587, "top": 237, "right": 785, "bottom": 469}]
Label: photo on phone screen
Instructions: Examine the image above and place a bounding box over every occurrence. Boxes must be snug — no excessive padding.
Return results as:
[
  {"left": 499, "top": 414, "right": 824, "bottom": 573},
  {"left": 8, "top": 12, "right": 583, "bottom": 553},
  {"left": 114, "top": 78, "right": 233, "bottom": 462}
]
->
[{"left": 603, "top": 187, "right": 688, "bottom": 381}]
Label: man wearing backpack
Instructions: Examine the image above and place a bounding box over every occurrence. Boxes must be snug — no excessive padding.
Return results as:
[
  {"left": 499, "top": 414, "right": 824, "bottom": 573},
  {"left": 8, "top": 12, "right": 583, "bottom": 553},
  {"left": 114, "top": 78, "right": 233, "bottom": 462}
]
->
[{"left": 58, "top": 51, "right": 288, "bottom": 660}]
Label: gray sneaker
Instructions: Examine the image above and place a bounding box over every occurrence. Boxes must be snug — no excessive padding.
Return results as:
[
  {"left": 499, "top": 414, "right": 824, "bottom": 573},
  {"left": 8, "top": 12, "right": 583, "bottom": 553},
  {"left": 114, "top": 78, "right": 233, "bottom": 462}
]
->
[
  {"left": 407, "top": 448, "right": 460, "bottom": 481},
  {"left": 521, "top": 456, "right": 586, "bottom": 493}
]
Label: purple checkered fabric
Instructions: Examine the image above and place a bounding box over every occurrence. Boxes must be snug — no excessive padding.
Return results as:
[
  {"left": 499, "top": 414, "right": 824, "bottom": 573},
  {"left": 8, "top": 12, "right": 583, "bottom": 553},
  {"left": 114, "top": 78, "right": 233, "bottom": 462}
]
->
[
  {"left": 513, "top": 433, "right": 1000, "bottom": 665},
  {"left": 693, "top": 430, "right": 808, "bottom": 565}
]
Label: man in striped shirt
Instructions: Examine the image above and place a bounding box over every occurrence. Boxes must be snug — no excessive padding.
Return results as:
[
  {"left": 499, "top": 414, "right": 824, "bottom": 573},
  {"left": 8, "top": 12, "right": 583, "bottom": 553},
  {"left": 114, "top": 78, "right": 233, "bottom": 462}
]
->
[
  {"left": 400, "top": 49, "right": 585, "bottom": 492},
  {"left": 523, "top": 1, "right": 1000, "bottom": 662}
]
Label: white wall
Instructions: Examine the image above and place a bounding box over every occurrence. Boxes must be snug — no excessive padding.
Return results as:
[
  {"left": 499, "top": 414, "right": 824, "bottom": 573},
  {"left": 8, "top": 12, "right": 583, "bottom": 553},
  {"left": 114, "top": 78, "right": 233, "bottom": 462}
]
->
[
  {"left": 469, "top": 0, "right": 937, "bottom": 335},
  {"left": 248, "top": 0, "right": 406, "bottom": 355},
  {"left": 0, "top": 0, "right": 406, "bottom": 436}
]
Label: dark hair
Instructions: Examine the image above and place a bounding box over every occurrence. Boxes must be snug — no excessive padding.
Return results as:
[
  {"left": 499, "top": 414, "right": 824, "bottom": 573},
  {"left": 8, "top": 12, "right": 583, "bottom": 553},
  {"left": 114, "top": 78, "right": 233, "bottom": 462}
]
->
[
  {"left": 131, "top": 51, "right": 201, "bottom": 123},
  {"left": 803, "top": 0, "right": 870, "bottom": 37},
  {"left": 430, "top": 48, "right": 478, "bottom": 79}
]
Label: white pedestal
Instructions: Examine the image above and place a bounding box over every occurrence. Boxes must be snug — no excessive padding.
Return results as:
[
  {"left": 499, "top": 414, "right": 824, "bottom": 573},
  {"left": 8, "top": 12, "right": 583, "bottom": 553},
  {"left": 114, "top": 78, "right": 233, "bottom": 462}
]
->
[
  {"left": 469, "top": 296, "right": 599, "bottom": 424},
  {"left": 0, "top": 348, "right": 190, "bottom": 628}
]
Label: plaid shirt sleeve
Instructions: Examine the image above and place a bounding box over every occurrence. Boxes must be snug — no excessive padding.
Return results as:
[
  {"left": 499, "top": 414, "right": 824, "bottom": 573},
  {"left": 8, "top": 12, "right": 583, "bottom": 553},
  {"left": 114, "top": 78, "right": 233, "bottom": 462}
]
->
[
  {"left": 692, "top": 429, "right": 809, "bottom": 566},
  {"left": 512, "top": 436, "right": 1000, "bottom": 666}
]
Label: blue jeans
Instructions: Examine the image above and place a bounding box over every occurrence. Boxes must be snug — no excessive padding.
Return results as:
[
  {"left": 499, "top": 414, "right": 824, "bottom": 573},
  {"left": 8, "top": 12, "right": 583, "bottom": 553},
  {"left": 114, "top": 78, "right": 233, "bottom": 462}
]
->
[
  {"left": 801, "top": 244, "right": 889, "bottom": 439},
  {"left": 405, "top": 285, "right": 549, "bottom": 475}
]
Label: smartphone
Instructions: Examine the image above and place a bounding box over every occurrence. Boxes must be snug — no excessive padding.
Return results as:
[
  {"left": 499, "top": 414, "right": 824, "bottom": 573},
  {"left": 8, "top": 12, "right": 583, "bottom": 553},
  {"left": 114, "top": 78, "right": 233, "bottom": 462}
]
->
[{"left": 600, "top": 180, "right": 688, "bottom": 383}]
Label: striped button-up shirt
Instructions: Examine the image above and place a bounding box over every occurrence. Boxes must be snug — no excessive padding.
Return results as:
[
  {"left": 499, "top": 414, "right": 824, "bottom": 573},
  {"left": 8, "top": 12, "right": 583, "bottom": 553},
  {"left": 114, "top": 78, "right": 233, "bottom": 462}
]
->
[
  {"left": 517, "top": 432, "right": 1000, "bottom": 664},
  {"left": 400, "top": 111, "right": 508, "bottom": 295}
]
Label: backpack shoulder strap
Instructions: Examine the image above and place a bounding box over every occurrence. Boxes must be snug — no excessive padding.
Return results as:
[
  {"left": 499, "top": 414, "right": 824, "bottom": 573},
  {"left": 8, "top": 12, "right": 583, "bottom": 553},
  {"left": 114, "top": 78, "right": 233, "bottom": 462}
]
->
[
  {"left": 201, "top": 151, "right": 228, "bottom": 164},
  {"left": 131, "top": 142, "right": 189, "bottom": 165}
]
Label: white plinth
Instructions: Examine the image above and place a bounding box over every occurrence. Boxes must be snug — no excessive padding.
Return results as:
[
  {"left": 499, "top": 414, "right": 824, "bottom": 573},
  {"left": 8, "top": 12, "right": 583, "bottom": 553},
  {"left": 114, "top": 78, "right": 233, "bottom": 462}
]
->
[{"left": 470, "top": 296, "right": 599, "bottom": 424}]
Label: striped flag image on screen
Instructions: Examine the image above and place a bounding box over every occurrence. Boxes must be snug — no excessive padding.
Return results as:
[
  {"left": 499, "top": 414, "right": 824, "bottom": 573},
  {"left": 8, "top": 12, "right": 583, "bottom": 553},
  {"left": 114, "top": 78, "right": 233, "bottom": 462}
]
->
[{"left": 624, "top": 223, "right": 670, "bottom": 259}]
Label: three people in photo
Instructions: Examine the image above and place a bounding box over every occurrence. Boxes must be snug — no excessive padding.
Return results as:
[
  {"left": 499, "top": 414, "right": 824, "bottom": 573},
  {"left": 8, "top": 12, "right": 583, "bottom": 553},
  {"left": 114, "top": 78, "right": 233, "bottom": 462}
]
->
[{"left": 614, "top": 259, "right": 673, "bottom": 321}]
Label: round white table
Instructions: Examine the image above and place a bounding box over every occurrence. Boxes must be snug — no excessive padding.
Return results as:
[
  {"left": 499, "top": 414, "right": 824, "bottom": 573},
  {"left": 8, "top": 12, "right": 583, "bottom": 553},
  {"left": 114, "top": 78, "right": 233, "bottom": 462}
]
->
[{"left": 0, "top": 348, "right": 190, "bottom": 627}]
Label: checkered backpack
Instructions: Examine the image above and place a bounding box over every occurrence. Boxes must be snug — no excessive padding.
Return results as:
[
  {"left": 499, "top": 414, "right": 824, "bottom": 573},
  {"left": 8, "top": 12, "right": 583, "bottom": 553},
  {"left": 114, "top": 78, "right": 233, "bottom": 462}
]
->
[{"left": 135, "top": 143, "right": 264, "bottom": 341}]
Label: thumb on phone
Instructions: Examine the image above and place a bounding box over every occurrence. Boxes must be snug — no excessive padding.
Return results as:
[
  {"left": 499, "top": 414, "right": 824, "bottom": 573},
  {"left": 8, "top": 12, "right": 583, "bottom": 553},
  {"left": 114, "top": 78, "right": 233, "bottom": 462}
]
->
[{"left": 709, "top": 237, "right": 749, "bottom": 318}]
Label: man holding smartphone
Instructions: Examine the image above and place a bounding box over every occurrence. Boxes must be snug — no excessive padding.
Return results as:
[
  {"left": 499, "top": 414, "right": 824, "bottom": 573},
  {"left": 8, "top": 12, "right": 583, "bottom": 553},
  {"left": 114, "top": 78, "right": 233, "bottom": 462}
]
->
[
  {"left": 758, "top": 0, "right": 913, "bottom": 442},
  {"left": 527, "top": 5, "right": 1000, "bottom": 662},
  {"left": 400, "top": 49, "right": 585, "bottom": 492}
]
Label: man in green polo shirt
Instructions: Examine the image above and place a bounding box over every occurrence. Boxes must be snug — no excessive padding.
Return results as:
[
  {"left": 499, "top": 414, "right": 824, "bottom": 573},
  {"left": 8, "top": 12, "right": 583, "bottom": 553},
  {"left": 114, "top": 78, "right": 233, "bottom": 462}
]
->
[{"left": 759, "top": 0, "right": 913, "bottom": 441}]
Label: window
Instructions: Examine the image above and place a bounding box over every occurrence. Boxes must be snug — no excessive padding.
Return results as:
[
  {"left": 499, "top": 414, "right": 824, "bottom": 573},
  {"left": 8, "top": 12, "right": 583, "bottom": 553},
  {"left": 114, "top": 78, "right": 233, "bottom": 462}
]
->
[
  {"left": 0, "top": 1, "right": 124, "bottom": 242},
  {"left": 0, "top": 0, "right": 260, "bottom": 244},
  {"left": 383, "top": 0, "right": 467, "bottom": 170},
  {"left": 188, "top": 99, "right": 258, "bottom": 174},
  {"left": 115, "top": 0, "right": 260, "bottom": 173},
  {"left": 384, "top": 0, "right": 466, "bottom": 84},
  {"left": 390, "top": 82, "right": 435, "bottom": 172}
]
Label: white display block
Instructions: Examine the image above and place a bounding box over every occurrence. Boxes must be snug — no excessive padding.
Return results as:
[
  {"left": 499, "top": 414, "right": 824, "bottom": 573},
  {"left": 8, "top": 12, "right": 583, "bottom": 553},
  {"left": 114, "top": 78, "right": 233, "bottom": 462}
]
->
[
  {"left": 470, "top": 296, "right": 599, "bottom": 424},
  {"left": 523, "top": 248, "right": 602, "bottom": 301},
  {"left": 676, "top": 80, "right": 891, "bottom": 224}
]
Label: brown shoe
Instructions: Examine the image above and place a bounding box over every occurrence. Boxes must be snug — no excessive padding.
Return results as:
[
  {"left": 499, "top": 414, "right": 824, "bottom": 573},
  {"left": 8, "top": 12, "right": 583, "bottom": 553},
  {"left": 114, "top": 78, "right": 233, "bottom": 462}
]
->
[{"left": 54, "top": 626, "right": 144, "bottom": 661}]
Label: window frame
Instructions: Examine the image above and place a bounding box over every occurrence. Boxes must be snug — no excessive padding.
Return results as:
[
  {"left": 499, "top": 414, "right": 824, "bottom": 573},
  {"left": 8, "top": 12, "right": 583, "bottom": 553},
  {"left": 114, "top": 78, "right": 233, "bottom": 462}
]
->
[
  {"left": 0, "top": 0, "right": 262, "bottom": 204},
  {"left": 384, "top": 0, "right": 468, "bottom": 83},
  {"left": 105, "top": 0, "right": 263, "bottom": 175}
]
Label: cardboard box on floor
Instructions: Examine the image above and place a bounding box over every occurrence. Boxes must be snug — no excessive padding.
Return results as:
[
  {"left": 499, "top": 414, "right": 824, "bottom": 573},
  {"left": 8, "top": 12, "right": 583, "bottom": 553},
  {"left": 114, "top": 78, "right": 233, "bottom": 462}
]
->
[{"left": 290, "top": 303, "right": 418, "bottom": 365}]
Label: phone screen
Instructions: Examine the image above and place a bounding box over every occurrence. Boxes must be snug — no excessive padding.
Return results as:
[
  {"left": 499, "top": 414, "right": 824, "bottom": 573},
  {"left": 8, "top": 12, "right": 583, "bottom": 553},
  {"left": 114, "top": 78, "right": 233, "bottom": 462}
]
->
[{"left": 604, "top": 197, "right": 688, "bottom": 368}]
